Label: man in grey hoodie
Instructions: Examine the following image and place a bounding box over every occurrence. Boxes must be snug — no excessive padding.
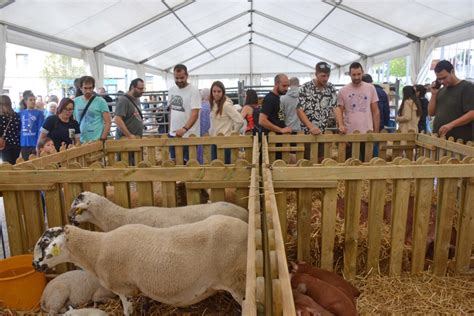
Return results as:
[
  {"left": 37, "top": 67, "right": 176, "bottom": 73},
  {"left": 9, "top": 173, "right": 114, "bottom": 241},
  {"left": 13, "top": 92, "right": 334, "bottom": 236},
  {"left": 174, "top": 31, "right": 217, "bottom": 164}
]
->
[{"left": 280, "top": 77, "right": 301, "bottom": 132}]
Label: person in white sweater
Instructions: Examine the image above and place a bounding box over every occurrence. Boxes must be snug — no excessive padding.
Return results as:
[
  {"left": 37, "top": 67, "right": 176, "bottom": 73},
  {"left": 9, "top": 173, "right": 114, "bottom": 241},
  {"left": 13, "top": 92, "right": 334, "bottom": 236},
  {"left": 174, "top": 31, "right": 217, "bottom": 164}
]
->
[{"left": 208, "top": 81, "right": 244, "bottom": 163}]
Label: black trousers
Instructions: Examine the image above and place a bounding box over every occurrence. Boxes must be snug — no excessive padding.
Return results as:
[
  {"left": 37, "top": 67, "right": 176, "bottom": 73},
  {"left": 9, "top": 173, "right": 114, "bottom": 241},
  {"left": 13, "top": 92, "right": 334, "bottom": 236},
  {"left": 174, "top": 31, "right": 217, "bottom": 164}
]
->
[{"left": 1, "top": 144, "right": 20, "bottom": 165}]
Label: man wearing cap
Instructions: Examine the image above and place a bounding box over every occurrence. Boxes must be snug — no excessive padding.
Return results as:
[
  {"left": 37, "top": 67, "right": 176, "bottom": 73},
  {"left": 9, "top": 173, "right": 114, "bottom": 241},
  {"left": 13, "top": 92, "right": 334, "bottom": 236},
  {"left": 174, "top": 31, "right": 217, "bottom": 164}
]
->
[
  {"left": 297, "top": 62, "right": 338, "bottom": 135},
  {"left": 429, "top": 60, "right": 474, "bottom": 142},
  {"left": 362, "top": 74, "right": 390, "bottom": 131}
]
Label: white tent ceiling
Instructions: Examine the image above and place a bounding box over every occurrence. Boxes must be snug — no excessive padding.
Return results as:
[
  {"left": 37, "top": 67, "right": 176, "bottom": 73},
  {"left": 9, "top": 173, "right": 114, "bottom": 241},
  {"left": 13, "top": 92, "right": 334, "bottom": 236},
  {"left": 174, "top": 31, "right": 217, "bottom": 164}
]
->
[{"left": 0, "top": 0, "right": 473, "bottom": 77}]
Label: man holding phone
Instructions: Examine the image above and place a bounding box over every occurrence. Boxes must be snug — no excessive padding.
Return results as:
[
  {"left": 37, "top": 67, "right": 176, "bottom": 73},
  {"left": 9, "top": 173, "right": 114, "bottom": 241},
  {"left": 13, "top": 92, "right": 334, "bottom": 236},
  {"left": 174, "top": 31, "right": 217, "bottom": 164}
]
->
[{"left": 429, "top": 60, "right": 474, "bottom": 142}]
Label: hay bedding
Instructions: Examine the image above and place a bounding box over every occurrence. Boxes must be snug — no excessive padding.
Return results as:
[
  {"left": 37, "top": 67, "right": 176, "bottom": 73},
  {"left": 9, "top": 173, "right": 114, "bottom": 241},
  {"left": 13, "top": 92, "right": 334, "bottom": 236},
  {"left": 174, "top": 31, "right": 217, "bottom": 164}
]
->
[
  {"left": 1, "top": 292, "right": 240, "bottom": 315},
  {"left": 285, "top": 188, "right": 473, "bottom": 314}
]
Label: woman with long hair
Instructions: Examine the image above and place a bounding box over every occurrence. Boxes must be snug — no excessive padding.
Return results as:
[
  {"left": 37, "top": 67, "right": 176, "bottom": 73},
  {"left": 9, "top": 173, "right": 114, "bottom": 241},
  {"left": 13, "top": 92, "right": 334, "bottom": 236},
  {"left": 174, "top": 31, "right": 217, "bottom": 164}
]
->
[
  {"left": 208, "top": 81, "right": 244, "bottom": 163},
  {"left": 36, "top": 97, "right": 80, "bottom": 152},
  {"left": 0, "top": 95, "right": 21, "bottom": 164},
  {"left": 240, "top": 89, "right": 260, "bottom": 134},
  {"left": 396, "top": 85, "right": 421, "bottom": 133},
  {"left": 414, "top": 84, "right": 429, "bottom": 133}
]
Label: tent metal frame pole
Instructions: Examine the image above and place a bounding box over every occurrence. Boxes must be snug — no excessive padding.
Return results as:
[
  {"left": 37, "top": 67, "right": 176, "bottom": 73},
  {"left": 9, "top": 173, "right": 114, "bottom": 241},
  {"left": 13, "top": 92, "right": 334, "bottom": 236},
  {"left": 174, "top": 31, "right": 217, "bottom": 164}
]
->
[
  {"left": 93, "top": 0, "right": 194, "bottom": 52},
  {"left": 164, "top": 31, "right": 250, "bottom": 71},
  {"left": 254, "top": 31, "right": 340, "bottom": 67},
  {"left": 249, "top": 0, "right": 254, "bottom": 84},
  {"left": 252, "top": 43, "right": 315, "bottom": 70},
  {"left": 163, "top": 1, "right": 215, "bottom": 60},
  {"left": 322, "top": 0, "right": 420, "bottom": 41},
  {"left": 189, "top": 43, "right": 248, "bottom": 72},
  {"left": 140, "top": 10, "right": 248, "bottom": 64},
  {"left": 288, "top": 5, "right": 337, "bottom": 57},
  {"left": 253, "top": 9, "right": 365, "bottom": 57}
]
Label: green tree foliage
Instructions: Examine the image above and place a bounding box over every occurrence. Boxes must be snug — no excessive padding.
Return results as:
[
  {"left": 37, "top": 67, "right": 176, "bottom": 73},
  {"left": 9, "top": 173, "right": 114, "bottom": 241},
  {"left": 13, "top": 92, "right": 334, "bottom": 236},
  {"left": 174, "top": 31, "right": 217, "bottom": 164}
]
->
[
  {"left": 389, "top": 57, "right": 406, "bottom": 78},
  {"left": 41, "top": 54, "right": 85, "bottom": 94}
]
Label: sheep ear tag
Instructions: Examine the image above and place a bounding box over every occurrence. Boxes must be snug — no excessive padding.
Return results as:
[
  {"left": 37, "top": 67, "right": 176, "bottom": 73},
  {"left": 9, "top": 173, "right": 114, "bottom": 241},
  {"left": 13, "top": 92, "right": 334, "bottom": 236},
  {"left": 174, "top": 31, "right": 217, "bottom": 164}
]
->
[
  {"left": 51, "top": 245, "right": 61, "bottom": 256},
  {"left": 75, "top": 208, "right": 84, "bottom": 215}
]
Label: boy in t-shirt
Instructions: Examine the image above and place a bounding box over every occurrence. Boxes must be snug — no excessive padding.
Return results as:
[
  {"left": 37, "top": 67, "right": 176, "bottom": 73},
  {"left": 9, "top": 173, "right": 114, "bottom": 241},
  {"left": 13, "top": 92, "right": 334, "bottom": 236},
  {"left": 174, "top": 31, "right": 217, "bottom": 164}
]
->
[{"left": 19, "top": 91, "right": 44, "bottom": 160}]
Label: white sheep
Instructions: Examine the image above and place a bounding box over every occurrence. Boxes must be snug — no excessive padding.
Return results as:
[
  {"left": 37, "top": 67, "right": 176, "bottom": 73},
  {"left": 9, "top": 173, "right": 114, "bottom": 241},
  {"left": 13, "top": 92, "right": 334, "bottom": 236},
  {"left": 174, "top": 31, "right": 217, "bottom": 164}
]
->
[
  {"left": 40, "top": 270, "right": 115, "bottom": 314},
  {"left": 33, "top": 215, "right": 248, "bottom": 316},
  {"left": 69, "top": 191, "right": 248, "bottom": 231}
]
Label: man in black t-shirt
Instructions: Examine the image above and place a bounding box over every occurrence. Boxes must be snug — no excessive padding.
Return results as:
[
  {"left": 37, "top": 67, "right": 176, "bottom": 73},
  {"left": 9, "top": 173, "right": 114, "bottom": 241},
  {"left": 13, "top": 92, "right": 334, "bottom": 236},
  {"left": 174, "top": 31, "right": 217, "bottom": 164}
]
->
[{"left": 259, "top": 73, "right": 292, "bottom": 135}]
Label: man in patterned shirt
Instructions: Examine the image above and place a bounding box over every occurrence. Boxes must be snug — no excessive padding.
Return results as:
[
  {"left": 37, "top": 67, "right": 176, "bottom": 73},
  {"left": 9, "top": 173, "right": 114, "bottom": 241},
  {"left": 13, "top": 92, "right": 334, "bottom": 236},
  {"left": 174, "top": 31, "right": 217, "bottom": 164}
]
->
[{"left": 297, "top": 61, "right": 337, "bottom": 135}]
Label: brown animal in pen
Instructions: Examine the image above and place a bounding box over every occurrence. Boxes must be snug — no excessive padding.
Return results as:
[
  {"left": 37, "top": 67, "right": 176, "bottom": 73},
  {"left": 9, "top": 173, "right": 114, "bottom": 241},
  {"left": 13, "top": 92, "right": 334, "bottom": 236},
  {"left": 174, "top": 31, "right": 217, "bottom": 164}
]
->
[
  {"left": 293, "top": 289, "right": 334, "bottom": 316},
  {"left": 291, "top": 273, "right": 357, "bottom": 316},
  {"left": 291, "top": 261, "right": 360, "bottom": 301}
]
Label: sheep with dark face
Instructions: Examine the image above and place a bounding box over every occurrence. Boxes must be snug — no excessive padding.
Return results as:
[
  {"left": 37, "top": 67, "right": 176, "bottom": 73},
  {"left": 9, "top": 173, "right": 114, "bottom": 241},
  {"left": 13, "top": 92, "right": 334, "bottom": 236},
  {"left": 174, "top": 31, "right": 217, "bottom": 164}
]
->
[
  {"left": 69, "top": 192, "right": 248, "bottom": 231},
  {"left": 41, "top": 270, "right": 115, "bottom": 314},
  {"left": 33, "top": 215, "right": 247, "bottom": 316}
]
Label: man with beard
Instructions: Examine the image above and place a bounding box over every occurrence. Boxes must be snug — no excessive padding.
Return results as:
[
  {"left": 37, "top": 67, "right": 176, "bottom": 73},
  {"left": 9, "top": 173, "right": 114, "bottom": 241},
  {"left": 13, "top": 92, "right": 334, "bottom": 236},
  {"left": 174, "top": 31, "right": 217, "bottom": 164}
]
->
[
  {"left": 335, "top": 62, "right": 380, "bottom": 134},
  {"left": 114, "top": 78, "right": 145, "bottom": 139},
  {"left": 168, "top": 64, "right": 201, "bottom": 161},
  {"left": 259, "top": 73, "right": 292, "bottom": 135},
  {"left": 297, "top": 62, "right": 337, "bottom": 135},
  {"left": 73, "top": 76, "right": 111, "bottom": 143}
]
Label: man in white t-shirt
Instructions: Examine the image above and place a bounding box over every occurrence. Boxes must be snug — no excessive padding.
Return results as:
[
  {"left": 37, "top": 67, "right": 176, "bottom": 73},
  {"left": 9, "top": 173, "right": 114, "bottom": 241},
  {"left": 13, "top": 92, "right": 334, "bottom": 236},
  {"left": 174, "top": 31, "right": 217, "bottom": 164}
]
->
[{"left": 168, "top": 64, "right": 201, "bottom": 161}]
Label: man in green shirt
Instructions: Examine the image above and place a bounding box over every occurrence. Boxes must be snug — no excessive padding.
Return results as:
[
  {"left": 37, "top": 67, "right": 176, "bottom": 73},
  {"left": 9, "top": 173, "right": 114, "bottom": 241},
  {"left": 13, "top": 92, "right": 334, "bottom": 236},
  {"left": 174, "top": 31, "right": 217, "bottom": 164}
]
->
[{"left": 429, "top": 60, "right": 474, "bottom": 142}]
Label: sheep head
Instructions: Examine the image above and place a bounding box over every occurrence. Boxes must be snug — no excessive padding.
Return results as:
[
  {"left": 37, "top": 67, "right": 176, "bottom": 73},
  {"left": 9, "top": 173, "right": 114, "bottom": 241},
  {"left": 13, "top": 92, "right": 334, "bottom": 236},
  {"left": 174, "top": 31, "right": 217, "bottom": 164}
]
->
[
  {"left": 69, "top": 192, "right": 100, "bottom": 226},
  {"left": 33, "top": 227, "right": 68, "bottom": 272}
]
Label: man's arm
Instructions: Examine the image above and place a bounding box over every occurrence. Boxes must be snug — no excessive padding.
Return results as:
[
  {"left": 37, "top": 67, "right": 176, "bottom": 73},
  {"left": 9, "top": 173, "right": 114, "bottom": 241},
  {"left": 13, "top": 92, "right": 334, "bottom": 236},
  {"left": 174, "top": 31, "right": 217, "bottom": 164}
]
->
[
  {"left": 334, "top": 106, "right": 347, "bottom": 134},
  {"left": 36, "top": 132, "right": 48, "bottom": 154},
  {"left": 259, "top": 113, "right": 291, "bottom": 134},
  {"left": 438, "top": 110, "right": 474, "bottom": 137},
  {"left": 428, "top": 86, "right": 439, "bottom": 116},
  {"left": 101, "top": 112, "right": 112, "bottom": 140},
  {"left": 297, "top": 108, "right": 321, "bottom": 135},
  {"left": 113, "top": 116, "right": 134, "bottom": 138},
  {"left": 370, "top": 101, "right": 380, "bottom": 132},
  {"left": 176, "top": 108, "right": 200, "bottom": 137}
]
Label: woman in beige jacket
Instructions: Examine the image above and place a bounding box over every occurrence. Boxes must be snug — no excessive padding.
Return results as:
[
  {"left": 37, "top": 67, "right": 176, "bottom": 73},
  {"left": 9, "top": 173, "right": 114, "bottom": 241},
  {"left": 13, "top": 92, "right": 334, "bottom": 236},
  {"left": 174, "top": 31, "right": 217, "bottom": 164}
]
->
[
  {"left": 209, "top": 81, "right": 244, "bottom": 163},
  {"left": 396, "top": 85, "right": 421, "bottom": 133}
]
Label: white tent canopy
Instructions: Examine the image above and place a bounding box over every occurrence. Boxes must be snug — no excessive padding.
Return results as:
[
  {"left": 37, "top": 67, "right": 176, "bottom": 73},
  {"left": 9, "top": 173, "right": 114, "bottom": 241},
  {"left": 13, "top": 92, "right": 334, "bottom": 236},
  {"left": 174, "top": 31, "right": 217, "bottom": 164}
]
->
[{"left": 0, "top": 0, "right": 473, "bottom": 89}]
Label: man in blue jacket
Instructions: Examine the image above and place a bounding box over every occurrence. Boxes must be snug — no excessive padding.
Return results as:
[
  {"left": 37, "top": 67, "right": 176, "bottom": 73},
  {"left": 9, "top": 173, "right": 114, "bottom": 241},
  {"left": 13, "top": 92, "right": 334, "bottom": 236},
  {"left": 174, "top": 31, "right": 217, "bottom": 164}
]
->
[{"left": 362, "top": 74, "right": 390, "bottom": 131}]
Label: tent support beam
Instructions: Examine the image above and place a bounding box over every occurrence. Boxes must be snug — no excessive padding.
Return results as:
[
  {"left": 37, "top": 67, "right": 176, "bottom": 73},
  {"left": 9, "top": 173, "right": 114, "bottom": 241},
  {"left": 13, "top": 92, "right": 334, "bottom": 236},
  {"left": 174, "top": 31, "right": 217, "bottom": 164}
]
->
[
  {"left": 93, "top": 0, "right": 194, "bottom": 52},
  {"left": 163, "top": 1, "right": 215, "bottom": 60},
  {"left": 253, "top": 9, "right": 365, "bottom": 57},
  {"left": 288, "top": 5, "right": 337, "bottom": 57},
  {"left": 322, "top": 0, "right": 420, "bottom": 41},
  {"left": 163, "top": 31, "right": 250, "bottom": 71},
  {"left": 189, "top": 43, "right": 248, "bottom": 72},
  {"left": 254, "top": 31, "right": 340, "bottom": 67},
  {"left": 140, "top": 10, "right": 248, "bottom": 64},
  {"left": 253, "top": 43, "right": 315, "bottom": 70}
]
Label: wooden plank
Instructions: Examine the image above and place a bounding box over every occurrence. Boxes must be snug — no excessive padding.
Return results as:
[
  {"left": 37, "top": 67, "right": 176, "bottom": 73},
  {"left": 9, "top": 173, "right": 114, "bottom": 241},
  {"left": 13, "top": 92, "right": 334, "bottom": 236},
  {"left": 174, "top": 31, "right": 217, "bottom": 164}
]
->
[
  {"left": 433, "top": 177, "right": 459, "bottom": 275},
  {"left": 185, "top": 181, "right": 249, "bottom": 189},
  {"left": 244, "top": 146, "right": 252, "bottom": 163},
  {"left": 297, "top": 188, "right": 312, "bottom": 262},
  {"left": 351, "top": 142, "right": 360, "bottom": 160},
  {"left": 121, "top": 152, "right": 130, "bottom": 166},
  {"left": 134, "top": 151, "right": 142, "bottom": 165},
  {"left": 175, "top": 146, "right": 184, "bottom": 165},
  {"left": 367, "top": 160, "right": 388, "bottom": 274},
  {"left": 273, "top": 181, "right": 338, "bottom": 189},
  {"left": 417, "top": 133, "right": 474, "bottom": 157},
  {"left": 235, "top": 187, "right": 248, "bottom": 209},
  {"left": 411, "top": 161, "right": 434, "bottom": 274},
  {"left": 392, "top": 140, "right": 401, "bottom": 158},
  {"left": 188, "top": 144, "right": 197, "bottom": 162},
  {"left": 110, "top": 162, "right": 131, "bottom": 208},
  {"left": 389, "top": 159, "right": 412, "bottom": 276},
  {"left": 320, "top": 187, "right": 337, "bottom": 271},
  {"left": 275, "top": 189, "right": 287, "bottom": 247},
  {"left": 20, "top": 190, "right": 45, "bottom": 252},
  {"left": 210, "top": 188, "right": 226, "bottom": 202},
  {"left": 343, "top": 178, "right": 363, "bottom": 279},
  {"left": 231, "top": 148, "right": 239, "bottom": 164},
  {"left": 135, "top": 162, "right": 154, "bottom": 207},
  {"left": 272, "top": 279, "right": 282, "bottom": 316},
  {"left": 2, "top": 191, "right": 25, "bottom": 255},
  {"left": 270, "top": 164, "right": 474, "bottom": 181},
  {"left": 0, "top": 184, "right": 56, "bottom": 191},
  {"left": 295, "top": 143, "right": 304, "bottom": 161},
  {"left": 185, "top": 187, "right": 201, "bottom": 205},
  {"left": 337, "top": 142, "right": 346, "bottom": 163},
  {"left": 160, "top": 181, "right": 176, "bottom": 207},
  {"left": 310, "top": 142, "right": 318, "bottom": 164},
  {"left": 203, "top": 144, "right": 211, "bottom": 164},
  {"left": 106, "top": 152, "right": 116, "bottom": 166},
  {"left": 268, "top": 133, "right": 416, "bottom": 143},
  {"left": 323, "top": 142, "right": 331, "bottom": 159},
  {"left": 282, "top": 143, "right": 290, "bottom": 162},
  {"left": 455, "top": 178, "right": 474, "bottom": 273},
  {"left": 364, "top": 141, "right": 374, "bottom": 162},
  {"left": 147, "top": 146, "right": 156, "bottom": 165}
]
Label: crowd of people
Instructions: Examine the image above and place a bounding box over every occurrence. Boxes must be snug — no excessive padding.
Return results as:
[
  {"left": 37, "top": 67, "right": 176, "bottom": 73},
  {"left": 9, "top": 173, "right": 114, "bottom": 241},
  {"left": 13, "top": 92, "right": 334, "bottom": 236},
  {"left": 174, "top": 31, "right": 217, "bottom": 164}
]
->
[{"left": 0, "top": 60, "right": 472, "bottom": 165}]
